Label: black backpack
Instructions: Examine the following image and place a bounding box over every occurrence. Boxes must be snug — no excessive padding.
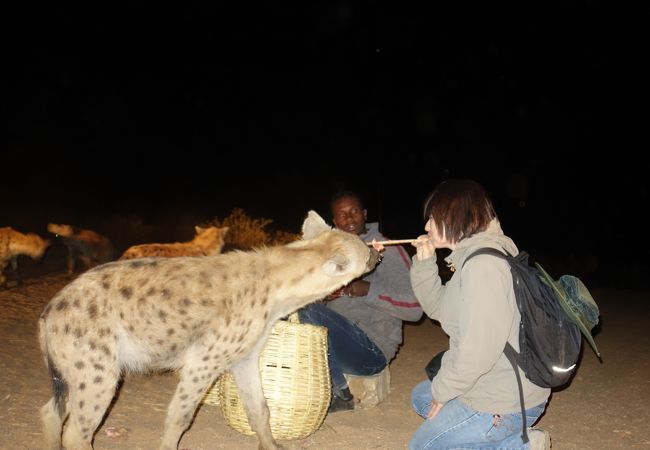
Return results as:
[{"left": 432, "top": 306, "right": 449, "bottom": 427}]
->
[{"left": 463, "top": 247, "right": 600, "bottom": 443}]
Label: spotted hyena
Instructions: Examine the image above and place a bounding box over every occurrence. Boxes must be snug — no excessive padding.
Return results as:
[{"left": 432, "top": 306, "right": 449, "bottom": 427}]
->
[
  {"left": 47, "top": 224, "right": 113, "bottom": 276},
  {"left": 39, "top": 210, "right": 380, "bottom": 450},
  {"left": 0, "top": 226, "right": 50, "bottom": 289},
  {"left": 119, "top": 225, "right": 229, "bottom": 260}
]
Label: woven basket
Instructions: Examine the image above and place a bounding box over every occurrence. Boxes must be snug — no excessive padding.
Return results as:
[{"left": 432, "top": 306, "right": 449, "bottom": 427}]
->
[
  {"left": 214, "top": 312, "right": 331, "bottom": 440},
  {"left": 202, "top": 376, "right": 221, "bottom": 406}
]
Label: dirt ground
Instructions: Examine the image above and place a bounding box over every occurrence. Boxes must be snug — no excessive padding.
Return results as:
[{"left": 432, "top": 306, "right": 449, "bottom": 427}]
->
[{"left": 1, "top": 262, "right": 649, "bottom": 449}]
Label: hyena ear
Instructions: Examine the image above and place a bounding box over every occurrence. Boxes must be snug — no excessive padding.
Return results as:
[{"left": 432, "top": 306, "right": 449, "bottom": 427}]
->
[
  {"left": 195, "top": 225, "right": 205, "bottom": 234},
  {"left": 322, "top": 253, "right": 351, "bottom": 276},
  {"left": 302, "top": 210, "right": 332, "bottom": 239}
]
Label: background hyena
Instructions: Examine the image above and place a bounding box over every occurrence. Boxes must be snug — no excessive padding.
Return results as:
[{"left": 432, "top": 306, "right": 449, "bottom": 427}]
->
[
  {"left": 0, "top": 226, "right": 50, "bottom": 289},
  {"left": 47, "top": 224, "right": 114, "bottom": 276},
  {"left": 39, "top": 210, "right": 380, "bottom": 450},
  {"left": 119, "top": 225, "right": 229, "bottom": 260}
]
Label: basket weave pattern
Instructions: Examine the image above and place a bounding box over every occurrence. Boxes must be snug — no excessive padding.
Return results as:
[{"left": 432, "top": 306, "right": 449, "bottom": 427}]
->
[{"left": 214, "top": 313, "right": 331, "bottom": 440}]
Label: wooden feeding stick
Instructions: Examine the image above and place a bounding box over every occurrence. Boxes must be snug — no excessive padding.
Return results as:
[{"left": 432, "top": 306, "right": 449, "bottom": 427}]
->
[{"left": 367, "top": 239, "right": 418, "bottom": 246}]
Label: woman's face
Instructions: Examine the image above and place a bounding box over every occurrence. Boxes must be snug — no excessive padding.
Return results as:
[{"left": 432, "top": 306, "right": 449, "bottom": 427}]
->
[{"left": 425, "top": 217, "right": 453, "bottom": 249}]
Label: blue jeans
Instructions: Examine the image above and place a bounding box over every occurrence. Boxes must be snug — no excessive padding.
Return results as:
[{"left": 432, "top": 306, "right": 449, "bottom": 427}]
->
[
  {"left": 410, "top": 380, "right": 546, "bottom": 450},
  {"left": 298, "top": 303, "right": 387, "bottom": 397}
]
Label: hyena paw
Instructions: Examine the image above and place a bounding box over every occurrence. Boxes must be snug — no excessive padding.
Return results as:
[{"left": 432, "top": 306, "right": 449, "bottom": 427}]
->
[{"left": 258, "top": 444, "right": 284, "bottom": 450}]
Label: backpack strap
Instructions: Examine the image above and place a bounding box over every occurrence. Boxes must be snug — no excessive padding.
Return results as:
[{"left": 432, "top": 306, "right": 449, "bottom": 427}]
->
[
  {"left": 504, "top": 343, "right": 529, "bottom": 443},
  {"left": 462, "top": 247, "right": 529, "bottom": 444},
  {"left": 463, "top": 247, "right": 510, "bottom": 265}
]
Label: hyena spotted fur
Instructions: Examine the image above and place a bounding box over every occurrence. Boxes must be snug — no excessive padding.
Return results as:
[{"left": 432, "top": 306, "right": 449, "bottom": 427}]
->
[
  {"left": 39, "top": 211, "right": 380, "bottom": 450},
  {"left": 119, "top": 225, "right": 229, "bottom": 260},
  {"left": 0, "top": 226, "right": 50, "bottom": 289},
  {"left": 47, "top": 224, "right": 113, "bottom": 276}
]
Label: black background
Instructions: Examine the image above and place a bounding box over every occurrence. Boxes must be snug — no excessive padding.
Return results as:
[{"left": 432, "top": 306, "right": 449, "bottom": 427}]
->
[{"left": 2, "top": 2, "right": 647, "bottom": 287}]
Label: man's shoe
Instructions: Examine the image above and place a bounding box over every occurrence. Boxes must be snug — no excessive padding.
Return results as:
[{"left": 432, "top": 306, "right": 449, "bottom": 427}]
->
[
  {"left": 328, "top": 394, "right": 355, "bottom": 413},
  {"left": 528, "top": 427, "right": 552, "bottom": 450},
  {"left": 328, "top": 386, "right": 354, "bottom": 413},
  {"left": 336, "top": 386, "right": 353, "bottom": 401}
]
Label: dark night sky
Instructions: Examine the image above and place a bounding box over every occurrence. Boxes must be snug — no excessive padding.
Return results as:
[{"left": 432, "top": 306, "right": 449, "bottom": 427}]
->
[{"left": 1, "top": 3, "right": 648, "bottom": 286}]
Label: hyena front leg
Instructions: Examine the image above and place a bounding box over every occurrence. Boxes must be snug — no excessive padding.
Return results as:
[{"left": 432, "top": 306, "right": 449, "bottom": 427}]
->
[
  {"left": 230, "top": 352, "right": 281, "bottom": 450},
  {"left": 160, "top": 343, "right": 226, "bottom": 450},
  {"left": 10, "top": 256, "right": 21, "bottom": 286}
]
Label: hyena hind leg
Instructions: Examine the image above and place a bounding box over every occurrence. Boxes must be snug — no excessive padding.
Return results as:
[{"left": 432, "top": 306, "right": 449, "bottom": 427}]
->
[
  {"left": 40, "top": 396, "right": 67, "bottom": 450},
  {"left": 61, "top": 371, "right": 120, "bottom": 450}
]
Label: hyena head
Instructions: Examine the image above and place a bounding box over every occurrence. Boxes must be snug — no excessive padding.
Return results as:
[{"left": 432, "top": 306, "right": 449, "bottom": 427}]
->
[
  {"left": 303, "top": 210, "right": 380, "bottom": 274},
  {"left": 192, "top": 225, "right": 229, "bottom": 255},
  {"left": 282, "top": 210, "right": 381, "bottom": 299},
  {"left": 46, "top": 223, "right": 73, "bottom": 238}
]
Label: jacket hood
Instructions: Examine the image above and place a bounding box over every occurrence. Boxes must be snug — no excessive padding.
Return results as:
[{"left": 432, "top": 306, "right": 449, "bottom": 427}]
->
[{"left": 445, "top": 219, "right": 518, "bottom": 269}]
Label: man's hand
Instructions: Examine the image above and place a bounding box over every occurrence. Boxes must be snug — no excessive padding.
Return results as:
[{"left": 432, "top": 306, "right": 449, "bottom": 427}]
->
[
  {"left": 325, "top": 279, "right": 370, "bottom": 299},
  {"left": 343, "top": 279, "right": 370, "bottom": 297},
  {"left": 325, "top": 288, "right": 346, "bottom": 300},
  {"left": 370, "top": 238, "right": 385, "bottom": 252}
]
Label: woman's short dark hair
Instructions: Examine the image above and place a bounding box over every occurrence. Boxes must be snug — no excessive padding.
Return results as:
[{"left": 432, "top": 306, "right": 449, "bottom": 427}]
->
[{"left": 423, "top": 179, "right": 497, "bottom": 244}]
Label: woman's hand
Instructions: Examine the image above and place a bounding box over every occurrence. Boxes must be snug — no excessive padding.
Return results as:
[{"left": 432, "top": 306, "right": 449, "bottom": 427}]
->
[
  {"left": 427, "top": 400, "right": 444, "bottom": 420},
  {"left": 412, "top": 235, "right": 435, "bottom": 261}
]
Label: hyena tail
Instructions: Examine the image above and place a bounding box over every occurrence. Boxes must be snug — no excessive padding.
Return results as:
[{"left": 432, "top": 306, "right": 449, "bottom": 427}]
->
[{"left": 39, "top": 320, "right": 68, "bottom": 450}]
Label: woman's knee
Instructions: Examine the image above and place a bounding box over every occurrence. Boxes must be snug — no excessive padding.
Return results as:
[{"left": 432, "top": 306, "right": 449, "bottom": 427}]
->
[
  {"left": 408, "top": 418, "right": 439, "bottom": 450},
  {"left": 410, "top": 380, "right": 432, "bottom": 417},
  {"left": 411, "top": 380, "right": 431, "bottom": 401}
]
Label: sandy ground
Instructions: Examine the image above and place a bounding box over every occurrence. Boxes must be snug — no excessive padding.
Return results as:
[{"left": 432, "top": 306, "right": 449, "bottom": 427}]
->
[{"left": 0, "top": 264, "right": 649, "bottom": 450}]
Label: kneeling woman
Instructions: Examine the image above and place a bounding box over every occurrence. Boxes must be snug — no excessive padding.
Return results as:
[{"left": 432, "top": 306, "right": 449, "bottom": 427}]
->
[{"left": 407, "top": 179, "right": 551, "bottom": 450}]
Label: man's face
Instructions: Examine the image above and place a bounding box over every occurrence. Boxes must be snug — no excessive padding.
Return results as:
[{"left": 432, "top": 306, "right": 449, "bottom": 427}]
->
[{"left": 332, "top": 196, "right": 367, "bottom": 236}]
